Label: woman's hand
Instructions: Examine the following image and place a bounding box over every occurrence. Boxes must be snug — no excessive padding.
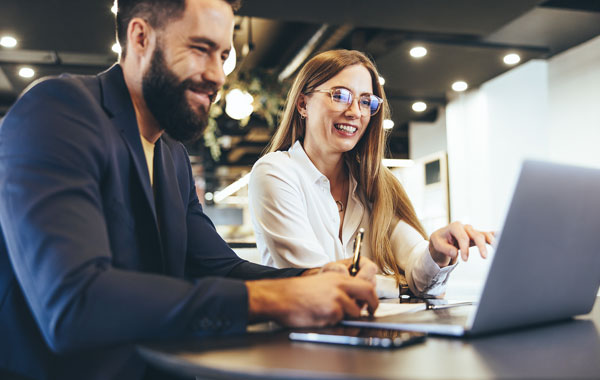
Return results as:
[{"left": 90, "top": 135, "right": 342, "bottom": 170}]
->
[{"left": 429, "top": 222, "right": 495, "bottom": 267}]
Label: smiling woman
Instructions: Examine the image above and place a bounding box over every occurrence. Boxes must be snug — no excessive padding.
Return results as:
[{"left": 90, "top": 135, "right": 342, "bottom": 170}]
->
[{"left": 248, "top": 49, "right": 494, "bottom": 298}]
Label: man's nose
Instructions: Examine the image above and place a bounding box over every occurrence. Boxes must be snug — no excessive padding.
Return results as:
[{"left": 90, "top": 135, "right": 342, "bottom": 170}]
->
[{"left": 203, "top": 55, "right": 226, "bottom": 89}]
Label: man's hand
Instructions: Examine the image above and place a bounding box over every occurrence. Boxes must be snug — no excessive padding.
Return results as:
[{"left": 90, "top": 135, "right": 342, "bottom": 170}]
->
[
  {"left": 246, "top": 272, "right": 378, "bottom": 327},
  {"left": 301, "top": 257, "right": 378, "bottom": 286},
  {"left": 429, "top": 221, "right": 495, "bottom": 267}
]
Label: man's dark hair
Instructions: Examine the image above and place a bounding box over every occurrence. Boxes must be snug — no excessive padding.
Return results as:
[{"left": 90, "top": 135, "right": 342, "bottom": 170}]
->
[{"left": 115, "top": 0, "right": 242, "bottom": 58}]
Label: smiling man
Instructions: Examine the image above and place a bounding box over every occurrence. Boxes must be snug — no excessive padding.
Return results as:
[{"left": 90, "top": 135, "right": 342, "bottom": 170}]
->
[{"left": 0, "top": 1, "right": 378, "bottom": 379}]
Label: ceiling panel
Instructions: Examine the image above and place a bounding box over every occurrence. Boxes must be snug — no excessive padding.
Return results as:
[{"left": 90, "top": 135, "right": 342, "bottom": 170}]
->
[
  {"left": 238, "top": 0, "right": 543, "bottom": 36},
  {"left": 0, "top": 0, "right": 115, "bottom": 53},
  {"left": 486, "top": 8, "right": 600, "bottom": 55}
]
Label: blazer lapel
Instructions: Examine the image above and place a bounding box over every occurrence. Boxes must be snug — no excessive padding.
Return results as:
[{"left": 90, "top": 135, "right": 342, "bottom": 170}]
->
[
  {"left": 99, "top": 64, "right": 156, "bottom": 221},
  {"left": 154, "top": 139, "right": 186, "bottom": 275},
  {"left": 98, "top": 65, "right": 158, "bottom": 223},
  {"left": 98, "top": 65, "right": 165, "bottom": 271}
]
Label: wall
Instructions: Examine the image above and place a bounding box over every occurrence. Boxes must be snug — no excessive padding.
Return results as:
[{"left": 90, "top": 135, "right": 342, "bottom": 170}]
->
[
  {"left": 409, "top": 109, "right": 447, "bottom": 160},
  {"left": 547, "top": 36, "right": 600, "bottom": 167}
]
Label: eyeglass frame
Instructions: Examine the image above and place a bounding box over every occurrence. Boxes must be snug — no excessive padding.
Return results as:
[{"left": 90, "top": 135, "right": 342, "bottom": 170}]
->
[{"left": 305, "top": 87, "right": 383, "bottom": 116}]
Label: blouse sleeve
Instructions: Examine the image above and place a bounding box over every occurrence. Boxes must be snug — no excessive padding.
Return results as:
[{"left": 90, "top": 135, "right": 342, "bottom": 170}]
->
[
  {"left": 248, "top": 157, "right": 331, "bottom": 268},
  {"left": 390, "top": 220, "right": 457, "bottom": 297}
]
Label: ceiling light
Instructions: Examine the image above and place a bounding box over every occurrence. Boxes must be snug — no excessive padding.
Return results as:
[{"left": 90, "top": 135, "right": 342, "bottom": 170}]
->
[
  {"left": 19, "top": 67, "right": 35, "bottom": 79},
  {"left": 111, "top": 1, "right": 118, "bottom": 14},
  {"left": 452, "top": 81, "right": 468, "bottom": 92},
  {"left": 410, "top": 46, "right": 427, "bottom": 58},
  {"left": 383, "top": 119, "right": 394, "bottom": 130},
  {"left": 412, "top": 101, "right": 427, "bottom": 112},
  {"left": 111, "top": 42, "right": 121, "bottom": 54},
  {"left": 204, "top": 192, "right": 214, "bottom": 201},
  {"left": 503, "top": 53, "right": 521, "bottom": 65},
  {"left": 223, "top": 46, "right": 236, "bottom": 76},
  {"left": 0, "top": 36, "right": 17, "bottom": 48},
  {"left": 378, "top": 76, "right": 385, "bottom": 86},
  {"left": 225, "top": 89, "right": 254, "bottom": 120}
]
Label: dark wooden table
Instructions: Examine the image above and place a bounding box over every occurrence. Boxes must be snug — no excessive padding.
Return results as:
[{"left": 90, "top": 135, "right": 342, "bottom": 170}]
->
[{"left": 138, "top": 297, "right": 600, "bottom": 379}]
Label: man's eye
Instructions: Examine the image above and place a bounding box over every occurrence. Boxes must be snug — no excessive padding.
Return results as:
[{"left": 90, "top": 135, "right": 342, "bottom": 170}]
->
[{"left": 193, "top": 46, "right": 208, "bottom": 53}]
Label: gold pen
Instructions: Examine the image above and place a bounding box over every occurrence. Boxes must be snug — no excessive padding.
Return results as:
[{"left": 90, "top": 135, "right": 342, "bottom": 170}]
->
[{"left": 350, "top": 228, "right": 365, "bottom": 276}]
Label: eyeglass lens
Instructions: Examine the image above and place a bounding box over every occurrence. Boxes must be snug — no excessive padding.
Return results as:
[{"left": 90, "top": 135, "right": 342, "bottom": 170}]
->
[{"left": 331, "top": 88, "right": 381, "bottom": 115}]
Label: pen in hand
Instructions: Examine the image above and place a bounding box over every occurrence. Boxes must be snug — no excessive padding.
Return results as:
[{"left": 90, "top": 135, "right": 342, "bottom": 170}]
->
[{"left": 350, "top": 228, "right": 365, "bottom": 276}]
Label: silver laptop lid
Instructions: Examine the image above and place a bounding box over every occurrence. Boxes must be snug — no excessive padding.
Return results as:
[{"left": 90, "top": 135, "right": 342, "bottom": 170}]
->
[{"left": 469, "top": 160, "right": 600, "bottom": 334}]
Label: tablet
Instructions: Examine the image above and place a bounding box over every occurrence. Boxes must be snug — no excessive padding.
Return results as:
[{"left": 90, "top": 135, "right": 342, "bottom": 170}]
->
[{"left": 289, "top": 327, "right": 426, "bottom": 349}]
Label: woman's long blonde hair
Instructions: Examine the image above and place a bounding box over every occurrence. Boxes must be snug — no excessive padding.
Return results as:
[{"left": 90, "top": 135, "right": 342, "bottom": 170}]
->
[{"left": 266, "top": 49, "right": 428, "bottom": 282}]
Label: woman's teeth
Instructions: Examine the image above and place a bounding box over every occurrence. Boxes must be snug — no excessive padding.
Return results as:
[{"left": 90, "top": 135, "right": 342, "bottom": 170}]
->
[{"left": 335, "top": 124, "right": 357, "bottom": 133}]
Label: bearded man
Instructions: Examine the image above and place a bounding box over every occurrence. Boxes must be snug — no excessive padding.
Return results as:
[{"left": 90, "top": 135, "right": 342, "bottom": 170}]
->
[{"left": 0, "top": 1, "right": 378, "bottom": 379}]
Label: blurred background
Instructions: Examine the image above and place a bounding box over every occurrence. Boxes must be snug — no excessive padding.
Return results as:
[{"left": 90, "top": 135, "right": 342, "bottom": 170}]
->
[{"left": 1, "top": 0, "right": 599, "bottom": 294}]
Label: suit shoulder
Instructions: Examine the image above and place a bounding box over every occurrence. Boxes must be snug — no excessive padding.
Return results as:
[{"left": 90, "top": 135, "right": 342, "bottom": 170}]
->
[
  {"left": 5, "top": 74, "right": 103, "bottom": 129},
  {"left": 1, "top": 73, "right": 106, "bottom": 157},
  {"left": 25, "top": 72, "right": 96, "bottom": 97}
]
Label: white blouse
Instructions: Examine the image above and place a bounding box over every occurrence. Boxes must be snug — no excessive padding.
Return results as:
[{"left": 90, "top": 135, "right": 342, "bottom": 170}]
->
[{"left": 248, "top": 141, "right": 455, "bottom": 298}]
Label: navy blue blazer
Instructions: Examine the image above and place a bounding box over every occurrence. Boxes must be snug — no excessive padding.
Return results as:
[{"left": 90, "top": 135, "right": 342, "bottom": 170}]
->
[{"left": 0, "top": 65, "right": 303, "bottom": 380}]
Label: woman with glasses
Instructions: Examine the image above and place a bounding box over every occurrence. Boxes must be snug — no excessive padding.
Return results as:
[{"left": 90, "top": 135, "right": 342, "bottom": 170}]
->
[{"left": 248, "top": 49, "right": 493, "bottom": 298}]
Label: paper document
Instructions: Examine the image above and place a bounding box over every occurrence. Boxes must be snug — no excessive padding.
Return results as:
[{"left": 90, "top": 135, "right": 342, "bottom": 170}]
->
[{"left": 362, "top": 302, "right": 426, "bottom": 317}]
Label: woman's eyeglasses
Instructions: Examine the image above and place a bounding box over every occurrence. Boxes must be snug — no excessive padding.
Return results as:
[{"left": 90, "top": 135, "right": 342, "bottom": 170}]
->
[{"left": 308, "top": 87, "right": 383, "bottom": 116}]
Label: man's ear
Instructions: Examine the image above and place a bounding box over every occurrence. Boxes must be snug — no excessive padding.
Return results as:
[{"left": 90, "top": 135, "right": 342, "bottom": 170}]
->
[
  {"left": 126, "top": 17, "right": 154, "bottom": 60},
  {"left": 297, "top": 94, "right": 308, "bottom": 118}
]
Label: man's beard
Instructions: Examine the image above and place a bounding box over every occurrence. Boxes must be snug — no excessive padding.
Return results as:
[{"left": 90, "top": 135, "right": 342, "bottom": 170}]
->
[{"left": 142, "top": 45, "right": 216, "bottom": 143}]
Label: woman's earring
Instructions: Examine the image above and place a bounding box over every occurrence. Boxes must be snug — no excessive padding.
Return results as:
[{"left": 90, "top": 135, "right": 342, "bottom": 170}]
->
[{"left": 300, "top": 113, "right": 306, "bottom": 120}]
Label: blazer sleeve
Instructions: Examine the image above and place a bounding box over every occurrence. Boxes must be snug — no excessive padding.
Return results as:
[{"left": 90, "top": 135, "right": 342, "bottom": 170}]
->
[{"left": 0, "top": 78, "right": 279, "bottom": 355}]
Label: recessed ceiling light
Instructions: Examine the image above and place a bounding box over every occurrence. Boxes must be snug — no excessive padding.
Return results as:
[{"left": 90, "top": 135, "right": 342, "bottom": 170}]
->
[
  {"left": 452, "top": 81, "right": 468, "bottom": 92},
  {"left": 383, "top": 119, "right": 394, "bottom": 130},
  {"left": 19, "top": 67, "right": 35, "bottom": 79},
  {"left": 112, "top": 42, "right": 121, "bottom": 54},
  {"left": 378, "top": 76, "right": 386, "bottom": 86},
  {"left": 0, "top": 36, "right": 17, "bottom": 48},
  {"left": 503, "top": 53, "right": 521, "bottom": 65},
  {"left": 412, "top": 101, "right": 427, "bottom": 112},
  {"left": 204, "top": 192, "right": 214, "bottom": 201},
  {"left": 410, "top": 46, "right": 427, "bottom": 58}
]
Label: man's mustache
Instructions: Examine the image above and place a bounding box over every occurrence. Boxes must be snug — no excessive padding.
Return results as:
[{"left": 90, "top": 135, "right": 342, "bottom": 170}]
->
[{"left": 182, "top": 79, "right": 219, "bottom": 103}]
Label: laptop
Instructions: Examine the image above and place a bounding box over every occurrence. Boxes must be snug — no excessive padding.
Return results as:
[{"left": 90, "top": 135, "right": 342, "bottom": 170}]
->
[{"left": 343, "top": 160, "right": 600, "bottom": 336}]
